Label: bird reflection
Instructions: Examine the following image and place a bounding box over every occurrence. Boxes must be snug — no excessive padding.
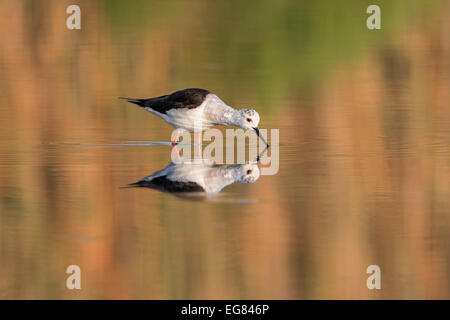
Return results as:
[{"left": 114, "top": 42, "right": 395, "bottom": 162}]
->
[
  {"left": 128, "top": 145, "right": 268, "bottom": 198},
  {"left": 128, "top": 161, "right": 260, "bottom": 196}
]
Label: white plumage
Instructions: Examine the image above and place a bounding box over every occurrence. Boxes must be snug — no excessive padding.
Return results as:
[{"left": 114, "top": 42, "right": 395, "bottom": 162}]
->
[
  {"left": 121, "top": 88, "right": 265, "bottom": 145},
  {"left": 130, "top": 160, "right": 260, "bottom": 194}
]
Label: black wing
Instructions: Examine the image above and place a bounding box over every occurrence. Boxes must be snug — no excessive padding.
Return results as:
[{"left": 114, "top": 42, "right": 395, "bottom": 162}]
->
[
  {"left": 121, "top": 88, "right": 210, "bottom": 114},
  {"left": 129, "top": 176, "right": 205, "bottom": 193}
]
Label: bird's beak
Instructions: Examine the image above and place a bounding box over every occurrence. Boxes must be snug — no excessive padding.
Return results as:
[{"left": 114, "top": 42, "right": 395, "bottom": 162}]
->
[{"left": 253, "top": 127, "right": 269, "bottom": 147}]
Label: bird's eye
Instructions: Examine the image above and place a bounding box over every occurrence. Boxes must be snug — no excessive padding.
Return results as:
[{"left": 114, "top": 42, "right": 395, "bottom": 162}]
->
[
  {"left": 246, "top": 169, "right": 252, "bottom": 174},
  {"left": 246, "top": 118, "right": 251, "bottom": 122}
]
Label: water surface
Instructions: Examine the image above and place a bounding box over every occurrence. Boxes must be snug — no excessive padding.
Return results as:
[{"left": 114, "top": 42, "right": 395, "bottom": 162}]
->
[{"left": 0, "top": 0, "right": 449, "bottom": 299}]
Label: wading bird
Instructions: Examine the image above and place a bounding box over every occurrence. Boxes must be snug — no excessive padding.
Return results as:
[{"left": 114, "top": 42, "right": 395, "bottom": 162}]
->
[{"left": 120, "top": 88, "right": 268, "bottom": 146}]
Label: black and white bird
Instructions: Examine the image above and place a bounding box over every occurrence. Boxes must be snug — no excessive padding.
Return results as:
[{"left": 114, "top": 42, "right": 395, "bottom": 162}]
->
[
  {"left": 129, "top": 160, "right": 260, "bottom": 195},
  {"left": 120, "top": 88, "right": 266, "bottom": 145}
]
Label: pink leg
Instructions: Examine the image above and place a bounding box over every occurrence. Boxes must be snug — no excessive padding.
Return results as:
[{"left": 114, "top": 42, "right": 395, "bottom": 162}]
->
[
  {"left": 171, "top": 130, "right": 180, "bottom": 146},
  {"left": 196, "top": 132, "right": 202, "bottom": 146},
  {"left": 171, "top": 145, "right": 180, "bottom": 161},
  {"left": 195, "top": 132, "right": 202, "bottom": 157}
]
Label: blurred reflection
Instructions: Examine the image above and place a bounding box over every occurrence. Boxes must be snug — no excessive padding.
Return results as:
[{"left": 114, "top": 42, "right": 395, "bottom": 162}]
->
[{"left": 129, "top": 161, "right": 260, "bottom": 196}]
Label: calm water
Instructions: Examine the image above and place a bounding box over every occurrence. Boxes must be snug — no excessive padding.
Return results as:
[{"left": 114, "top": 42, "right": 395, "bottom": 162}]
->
[{"left": 0, "top": 0, "right": 449, "bottom": 299}]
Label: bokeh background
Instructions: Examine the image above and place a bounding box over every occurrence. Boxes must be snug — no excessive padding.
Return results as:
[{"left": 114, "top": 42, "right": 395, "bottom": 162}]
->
[{"left": 0, "top": 0, "right": 449, "bottom": 299}]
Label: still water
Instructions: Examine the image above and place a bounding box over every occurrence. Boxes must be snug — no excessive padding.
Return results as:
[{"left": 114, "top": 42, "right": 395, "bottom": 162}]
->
[{"left": 0, "top": 0, "right": 449, "bottom": 299}]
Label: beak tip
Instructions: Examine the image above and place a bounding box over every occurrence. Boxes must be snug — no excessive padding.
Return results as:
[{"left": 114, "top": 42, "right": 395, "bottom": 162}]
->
[{"left": 253, "top": 127, "right": 269, "bottom": 146}]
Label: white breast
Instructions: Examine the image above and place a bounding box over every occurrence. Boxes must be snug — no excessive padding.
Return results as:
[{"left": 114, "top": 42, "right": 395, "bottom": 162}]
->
[
  {"left": 168, "top": 162, "right": 242, "bottom": 193},
  {"left": 165, "top": 105, "right": 210, "bottom": 131},
  {"left": 160, "top": 94, "right": 233, "bottom": 132}
]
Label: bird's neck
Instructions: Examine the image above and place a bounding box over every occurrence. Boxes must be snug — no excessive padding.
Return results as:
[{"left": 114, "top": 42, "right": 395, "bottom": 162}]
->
[
  {"left": 203, "top": 94, "right": 242, "bottom": 127},
  {"left": 211, "top": 105, "right": 241, "bottom": 127},
  {"left": 203, "top": 165, "right": 243, "bottom": 193}
]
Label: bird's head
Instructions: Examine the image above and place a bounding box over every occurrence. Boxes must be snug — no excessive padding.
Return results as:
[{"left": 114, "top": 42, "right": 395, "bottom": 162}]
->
[
  {"left": 238, "top": 164, "right": 260, "bottom": 184},
  {"left": 238, "top": 108, "right": 260, "bottom": 131}
]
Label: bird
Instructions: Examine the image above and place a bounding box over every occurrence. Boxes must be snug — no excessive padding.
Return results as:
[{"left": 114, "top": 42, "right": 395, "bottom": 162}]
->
[
  {"left": 128, "top": 160, "right": 260, "bottom": 196},
  {"left": 120, "top": 88, "right": 267, "bottom": 146}
]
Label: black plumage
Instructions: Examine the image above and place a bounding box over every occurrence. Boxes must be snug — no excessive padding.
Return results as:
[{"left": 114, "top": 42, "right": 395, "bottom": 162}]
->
[
  {"left": 129, "top": 176, "right": 205, "bottom": 193},
  {"left": 120, "top": 88, "right": 210, "bottom": 114}
]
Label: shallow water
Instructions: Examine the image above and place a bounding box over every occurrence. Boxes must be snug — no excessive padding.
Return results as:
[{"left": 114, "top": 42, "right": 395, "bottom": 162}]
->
[{"left": 0, "top": 0, "right": 449, "bottom": 299}]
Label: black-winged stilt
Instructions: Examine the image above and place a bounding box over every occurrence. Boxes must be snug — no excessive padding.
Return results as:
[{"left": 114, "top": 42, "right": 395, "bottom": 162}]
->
[{"left": 120, "top": 88, "right": 268, "bottom": 146}]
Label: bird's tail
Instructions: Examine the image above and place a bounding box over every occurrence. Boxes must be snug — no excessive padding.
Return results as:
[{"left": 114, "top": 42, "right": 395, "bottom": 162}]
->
[
  {"left": 120, "top": 181, "right": 146, "bottom": 188},
  {"left": 118, "top": 97, "right": 146, "bottom": 107},
  {"left": 126, "top": 181, "right": 142, "bottom": 187}
]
